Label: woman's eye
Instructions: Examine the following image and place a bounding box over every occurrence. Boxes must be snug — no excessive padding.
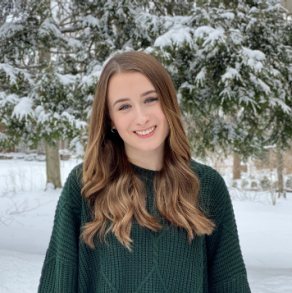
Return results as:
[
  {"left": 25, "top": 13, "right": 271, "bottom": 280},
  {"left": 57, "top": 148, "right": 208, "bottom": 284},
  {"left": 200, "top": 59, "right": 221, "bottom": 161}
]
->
[
  {"left": 119, "top": 104, "right": 130, "bottom": 110},
  {"left": 146, "top": 98, "right": 158, "bottom": 103},
  {"left": 118, "top": 98, "right": 158, "bottom": 111}
]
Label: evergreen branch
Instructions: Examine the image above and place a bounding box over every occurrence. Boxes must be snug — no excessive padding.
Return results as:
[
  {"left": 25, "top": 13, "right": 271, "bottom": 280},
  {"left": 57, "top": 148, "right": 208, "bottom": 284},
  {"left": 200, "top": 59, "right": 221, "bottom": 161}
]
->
[
  {"left": 60, "top": 26, "right": 83, "bottom": 33},
  {"left": 153, "top": 2, "right": 165, "bottom": 16},
  {"left": 0, "top": 27, "right": 38, "bottom": 44}
]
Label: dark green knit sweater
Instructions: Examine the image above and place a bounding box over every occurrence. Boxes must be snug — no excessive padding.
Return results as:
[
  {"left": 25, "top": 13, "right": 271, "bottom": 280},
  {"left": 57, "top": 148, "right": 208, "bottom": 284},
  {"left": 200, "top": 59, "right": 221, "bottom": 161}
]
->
[{"left": 38, "top": 159, "right": 251, "bottom": 293}]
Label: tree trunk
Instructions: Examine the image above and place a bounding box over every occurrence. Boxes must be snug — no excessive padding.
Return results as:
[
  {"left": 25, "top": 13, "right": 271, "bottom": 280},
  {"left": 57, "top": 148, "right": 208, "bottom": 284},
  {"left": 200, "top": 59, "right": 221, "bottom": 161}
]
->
[
  {"left": 45, "top": 141, "right": 62, "bottom": 189},
  {"left": 276, "top": 146, "right": 286, "bottom": 198},
  {"left": 39, "top": 0, "right": 62, "bottom": 189},
  {"left": 233, "top": 152, "right": 241, "bottom": 180}
]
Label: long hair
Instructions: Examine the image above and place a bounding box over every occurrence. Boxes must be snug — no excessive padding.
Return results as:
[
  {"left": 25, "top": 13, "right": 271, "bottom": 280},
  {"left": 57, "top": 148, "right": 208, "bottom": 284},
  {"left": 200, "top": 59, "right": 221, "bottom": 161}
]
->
[{"left": 81, "top": 51, "right": 215, "bottom": 251}]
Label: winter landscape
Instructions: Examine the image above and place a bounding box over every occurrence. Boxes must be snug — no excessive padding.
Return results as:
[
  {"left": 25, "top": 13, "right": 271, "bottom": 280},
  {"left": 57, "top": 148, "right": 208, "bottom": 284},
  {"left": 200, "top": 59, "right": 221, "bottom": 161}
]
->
[
  {"left": 1, "top": 0, "right": 292, "bottom": 292},
  {"left": 0, "top": 154, "right": 291, "bottom": 293}
]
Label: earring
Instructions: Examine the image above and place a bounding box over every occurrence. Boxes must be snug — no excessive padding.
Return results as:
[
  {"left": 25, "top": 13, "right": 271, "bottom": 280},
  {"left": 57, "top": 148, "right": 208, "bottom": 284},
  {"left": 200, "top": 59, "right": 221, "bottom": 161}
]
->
[{"left": 111, "top": 128, "right": 116, "bottom": 133}]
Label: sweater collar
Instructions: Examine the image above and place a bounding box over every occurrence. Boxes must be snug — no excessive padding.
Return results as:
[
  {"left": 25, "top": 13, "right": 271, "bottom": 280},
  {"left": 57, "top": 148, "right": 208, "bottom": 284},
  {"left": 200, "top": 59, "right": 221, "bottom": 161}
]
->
[{"left": 130, "top": 162, "right": 158, "bottom": 181}]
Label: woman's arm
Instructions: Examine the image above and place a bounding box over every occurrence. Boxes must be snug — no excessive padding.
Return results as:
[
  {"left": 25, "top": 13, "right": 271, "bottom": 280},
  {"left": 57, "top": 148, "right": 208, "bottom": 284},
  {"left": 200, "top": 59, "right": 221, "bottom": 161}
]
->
[
  {"left": 205, "top": 169, "right": 251, "bottom": 293},
  {"left": 38, "top": 166, "right": 82, "bottom": 293}
]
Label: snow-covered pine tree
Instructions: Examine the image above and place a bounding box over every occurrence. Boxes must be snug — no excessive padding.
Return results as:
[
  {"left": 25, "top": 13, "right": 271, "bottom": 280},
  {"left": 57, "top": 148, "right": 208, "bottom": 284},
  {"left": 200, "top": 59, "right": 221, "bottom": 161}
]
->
[
  {"left": 150, "top": 0, "right": 292, "bottom": 164},
  {"left": 0, "top": 0, "right": 164, "bottom": 188},
  {"left": 0, "top": 0, "right": 88, "bottom": 188}
]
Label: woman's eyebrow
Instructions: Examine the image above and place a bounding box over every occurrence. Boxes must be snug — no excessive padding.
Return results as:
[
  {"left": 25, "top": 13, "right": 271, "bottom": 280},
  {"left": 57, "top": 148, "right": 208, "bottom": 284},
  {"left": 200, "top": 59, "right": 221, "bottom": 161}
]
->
[
  {"left": 113, "top": 90, "right": 157, "bottom": 107},
  {"left": 140, "top": 90, "right": 156, "bottom": 97}
]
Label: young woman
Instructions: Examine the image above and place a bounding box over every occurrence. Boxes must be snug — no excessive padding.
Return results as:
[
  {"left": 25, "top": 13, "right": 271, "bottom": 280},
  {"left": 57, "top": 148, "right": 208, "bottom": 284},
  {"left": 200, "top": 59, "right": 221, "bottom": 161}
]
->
[{"left": 38, "top": 52, "right": 251, "bottom": 293}]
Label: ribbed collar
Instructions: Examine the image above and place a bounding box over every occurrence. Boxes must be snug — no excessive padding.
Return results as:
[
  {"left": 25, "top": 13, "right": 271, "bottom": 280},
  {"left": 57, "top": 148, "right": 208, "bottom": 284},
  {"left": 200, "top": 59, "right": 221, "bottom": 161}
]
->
[{"left": 130, "top": 162, "right": 158, "bottom": 181}]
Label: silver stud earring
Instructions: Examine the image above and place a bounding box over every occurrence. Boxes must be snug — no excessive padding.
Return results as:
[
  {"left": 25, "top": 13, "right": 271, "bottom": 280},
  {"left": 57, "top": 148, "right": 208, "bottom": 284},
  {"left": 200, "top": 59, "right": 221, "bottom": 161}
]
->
[{"left": 111, "top": 128, "right": 116, "bottom": 133}]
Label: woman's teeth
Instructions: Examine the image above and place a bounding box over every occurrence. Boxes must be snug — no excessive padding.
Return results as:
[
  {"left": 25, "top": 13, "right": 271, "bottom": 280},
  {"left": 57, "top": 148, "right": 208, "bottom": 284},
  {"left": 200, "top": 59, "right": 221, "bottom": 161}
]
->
[{"left": 135, "top": 126, "right": 155, "bottom": 135}]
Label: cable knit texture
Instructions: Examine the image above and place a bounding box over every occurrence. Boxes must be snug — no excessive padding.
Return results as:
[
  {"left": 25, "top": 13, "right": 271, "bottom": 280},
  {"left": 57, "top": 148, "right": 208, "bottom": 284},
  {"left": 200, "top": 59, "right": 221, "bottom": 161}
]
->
[{"left": 38, "top": 159, "right": 251, "bottom": 293}]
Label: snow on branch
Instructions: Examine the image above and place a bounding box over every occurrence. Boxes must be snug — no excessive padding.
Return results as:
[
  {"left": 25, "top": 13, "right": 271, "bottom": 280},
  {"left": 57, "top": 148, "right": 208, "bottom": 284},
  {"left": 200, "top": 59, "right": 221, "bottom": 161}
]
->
[
  {"left": 0, "top": 64, "right": 33, "bottom": 85},
  {"left": 55, "top": 73, "right": 76, "bottom": 86},
  {"left": 154, "top": 25, "right": 193, "bottom": 48},
  {"left": 36, "top": 106, "right": 50, "bottom": 124},
  {"left": 61, "top": 111, "right": 87, "bottom": 129},
  {"left": 220, "top": 12, "right": 235, "bottom": 20},
  {"left": 265, "top": 3, "right": 289, "bottom": 13},
  {"left": 194, "top": 26, "right": 226, "bottom": 47},
  {"left": 12, "top": 97, "right": 34, "bottom": 120},
  {"left": 135, "top": 12, "right": 161, "bottom": 32},
  {"left": 39, "top": 18, "right": 62, "bottom": 38},
  {"left": 221, "top": 67, "right": 243, "bottom": 84},
  {"left": 195, "top": 67, "right": 207, "bottom": 87},
  {"left": 0, "top": 22, "right": 25, "bottom": 40},
  {"left": 0, "top": 132, "right": 7, "bottom": 141},
  {"left": 249, "top": 73, "right": 271, "bottom": 95},
  {"left": 82, "top": 15, "right": 100, "bottom": 28},
  {"left": 0, "top": 92, "right": 20, "bottom": 107},
  {"left": 180, "top": 82, "right": 196, "bottom": 91},
  {"left": 241, "top": 47, "right": 266, "bottom": 72},
  {"left": 229, "top": 29, "right": 244, "bottom": 45},
  {"left": 242, "top": 47, "right": 265, "bottom": 61},
  {"left": 67, "top": 38, "right": 83, "bottom": 49},
  {"left": 269, "top": 97, "right": 291, "bottom": 113}
]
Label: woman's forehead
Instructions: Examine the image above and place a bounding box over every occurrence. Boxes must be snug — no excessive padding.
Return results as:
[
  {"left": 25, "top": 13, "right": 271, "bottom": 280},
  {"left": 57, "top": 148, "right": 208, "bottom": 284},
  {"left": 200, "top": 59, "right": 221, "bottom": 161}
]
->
[{"left": 107, "top": 72, "right": 155, "bottom": 101}]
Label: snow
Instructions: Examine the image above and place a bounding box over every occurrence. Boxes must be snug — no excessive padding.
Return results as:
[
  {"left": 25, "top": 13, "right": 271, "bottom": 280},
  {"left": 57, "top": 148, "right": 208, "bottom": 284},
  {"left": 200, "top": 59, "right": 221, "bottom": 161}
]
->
[
  {"left": 220, "top": 12, "right": 235, "bottom": 20},
  {"left": 0, "top": 157, "right": 292, "bottom": 292},
  {"left": 242, "top": 47, "right": 266, "bottom": 61},
  {"left": 0, "top": 132, "right": 7, "bottom": 140},
  {"left": 0, "top": 64, "right": 32, "bottom": 85},
  {"left": 61, "top": 111, "right": 87, "bottom": 129},
  {"left": 82, "top": 15, "right": 100, "bottom": 28},
  {"left": 268, "top": 97, "right": 291, "bottom": 113},
  {"left": 36, "top": 106, "right": 50, "bottom": 124},
  {"left": 135, "top": 13, "right": 160, "bottom": 33},
  {"left": 39, "top": 18, "right": 62, "bottom": 38},
  {"left": 195, "top": 67, "right": 207, "bottom": 86},
  {"left": 249, "top": 73, "right": 271, "bottom": 95},
  {"left": 194, "top": 26, "right": 226, "bottom": 47},
  {"left": 229, "top": 29, "right": 244, "bottom": 45},
  {"left": 0, "top": 92, "right": 19, "bottom": 107},
  {"left": 11, "top": 97, "right": 34, "bottom": 120},
  {"left": 55, "top": 73, "right": 76, "bottom": 86},
  {"left": 266, "top": 3, "right": 289, "bottom": 13},
  {"left": 154, "top": 25, "right": 193, "bottom": 48},
  {"left": 221, "top": 67, "right": 242, "bottom": 83},
  {"left": 0, "top": 22, "right": 24, "bottom": 39},
  {"left": 67, "top": 38, "right": 83, "bottom": 48},
  {"left": 180, "top": 82, "right": 196, "bottom": 92}
]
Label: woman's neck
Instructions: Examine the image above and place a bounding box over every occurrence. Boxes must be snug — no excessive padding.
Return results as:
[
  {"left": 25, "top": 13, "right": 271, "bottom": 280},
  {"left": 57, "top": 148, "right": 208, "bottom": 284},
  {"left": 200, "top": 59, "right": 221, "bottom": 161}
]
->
[
  {"left": 129, "top": 158, "right": 163, "bottom": 171},
  {"left": 126, "top": 149, "right": 163, "bottom": 171}
]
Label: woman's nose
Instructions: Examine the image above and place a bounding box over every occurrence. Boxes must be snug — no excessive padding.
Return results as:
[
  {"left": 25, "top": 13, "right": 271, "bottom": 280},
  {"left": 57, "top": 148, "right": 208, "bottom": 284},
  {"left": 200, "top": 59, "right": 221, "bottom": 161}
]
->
[{"left": 134, "top": 107, "right": 150, "bottom": 125}]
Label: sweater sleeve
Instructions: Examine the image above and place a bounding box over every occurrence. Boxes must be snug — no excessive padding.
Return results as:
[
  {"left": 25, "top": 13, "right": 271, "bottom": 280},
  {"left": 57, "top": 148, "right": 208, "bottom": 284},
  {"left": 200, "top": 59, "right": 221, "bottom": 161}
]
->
[
  {"left": 38, "top": 166, "right": 82, "bottom": 293},
  {"left": 205, "top": 169, "right": 251, "bottom": 293}
]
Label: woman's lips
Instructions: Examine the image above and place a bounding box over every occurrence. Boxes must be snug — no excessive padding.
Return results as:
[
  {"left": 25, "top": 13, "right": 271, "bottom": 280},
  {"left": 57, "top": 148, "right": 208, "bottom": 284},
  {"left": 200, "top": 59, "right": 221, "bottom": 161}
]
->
[{"left": 133, "top": 126, "right": 157, "bottom": 138}]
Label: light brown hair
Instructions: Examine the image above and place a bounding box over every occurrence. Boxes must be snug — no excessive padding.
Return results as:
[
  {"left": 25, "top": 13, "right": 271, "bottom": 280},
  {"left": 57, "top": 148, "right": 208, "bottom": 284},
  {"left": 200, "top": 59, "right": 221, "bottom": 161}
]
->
[{"left": 81, "top": 51, "right": 215, "bottom": 251}]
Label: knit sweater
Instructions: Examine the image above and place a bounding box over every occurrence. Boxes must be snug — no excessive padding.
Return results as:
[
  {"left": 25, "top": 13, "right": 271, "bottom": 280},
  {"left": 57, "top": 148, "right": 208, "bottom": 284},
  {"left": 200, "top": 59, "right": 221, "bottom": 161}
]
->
[{"left": 38, "top": 159, "right": 251, "bottom": 293}]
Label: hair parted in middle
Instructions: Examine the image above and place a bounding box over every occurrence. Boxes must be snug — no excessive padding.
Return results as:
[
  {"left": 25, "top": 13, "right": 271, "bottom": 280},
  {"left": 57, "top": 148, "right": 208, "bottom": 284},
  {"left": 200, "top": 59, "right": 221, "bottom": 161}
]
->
[{"left": 81, "top": 51, "right": 215, "bottom": 251}]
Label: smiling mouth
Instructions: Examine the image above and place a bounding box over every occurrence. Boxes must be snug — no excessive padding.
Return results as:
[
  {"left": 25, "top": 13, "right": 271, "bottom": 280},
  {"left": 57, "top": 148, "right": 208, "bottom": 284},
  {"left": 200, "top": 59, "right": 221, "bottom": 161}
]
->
[{"left": 134, "top": 126, "right": 156, "bottom": 136}]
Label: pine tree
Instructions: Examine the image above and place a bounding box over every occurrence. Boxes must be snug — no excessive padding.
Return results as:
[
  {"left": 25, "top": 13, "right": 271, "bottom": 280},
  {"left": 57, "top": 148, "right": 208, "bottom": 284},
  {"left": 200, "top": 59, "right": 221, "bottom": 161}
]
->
[
  {"left": 0, "top": 0, "right": 161, "bottom": 187},
  {"left": 150, "top": 0, "right": 292, "bottom": 162}
]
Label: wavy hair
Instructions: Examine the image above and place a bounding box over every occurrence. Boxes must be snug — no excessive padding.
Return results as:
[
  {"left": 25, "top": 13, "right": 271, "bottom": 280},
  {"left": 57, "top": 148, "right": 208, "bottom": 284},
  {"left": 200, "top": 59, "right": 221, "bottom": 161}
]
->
[{"left": 81, "top": 51, "right": 215, "bottom": 251}]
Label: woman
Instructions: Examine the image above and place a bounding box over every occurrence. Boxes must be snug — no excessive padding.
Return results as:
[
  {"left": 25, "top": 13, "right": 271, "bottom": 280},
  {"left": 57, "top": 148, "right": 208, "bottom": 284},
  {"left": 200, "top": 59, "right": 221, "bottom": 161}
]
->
[{"left": 38, "top": 51, "right": 251, "bottom": 292}]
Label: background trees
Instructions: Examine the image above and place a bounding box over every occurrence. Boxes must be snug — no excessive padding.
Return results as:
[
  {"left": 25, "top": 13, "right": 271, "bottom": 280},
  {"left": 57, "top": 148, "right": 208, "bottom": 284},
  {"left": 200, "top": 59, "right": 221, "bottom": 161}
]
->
[{"left": 1, "top": 0, "right": 291, "bottom": 195}]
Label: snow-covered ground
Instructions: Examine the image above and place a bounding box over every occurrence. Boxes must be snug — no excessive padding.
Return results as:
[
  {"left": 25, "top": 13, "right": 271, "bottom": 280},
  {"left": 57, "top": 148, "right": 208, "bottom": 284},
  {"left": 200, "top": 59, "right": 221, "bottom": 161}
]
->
[{"left": 0, "top": 156, "right": 291, "bottom": 293}]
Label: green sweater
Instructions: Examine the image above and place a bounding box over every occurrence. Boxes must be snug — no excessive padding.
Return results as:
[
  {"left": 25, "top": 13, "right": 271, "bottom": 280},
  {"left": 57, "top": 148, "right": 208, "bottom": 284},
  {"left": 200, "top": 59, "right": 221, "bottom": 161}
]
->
[{"left": 38, "top": 159, "right": 251, "bottom": 293}]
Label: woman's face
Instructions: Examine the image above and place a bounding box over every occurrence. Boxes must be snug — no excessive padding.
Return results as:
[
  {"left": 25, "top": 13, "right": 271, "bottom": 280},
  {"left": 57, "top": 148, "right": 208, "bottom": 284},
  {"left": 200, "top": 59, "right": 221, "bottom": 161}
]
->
[{"left": 107, "top": 72, "right": 170, "bottom": 158}]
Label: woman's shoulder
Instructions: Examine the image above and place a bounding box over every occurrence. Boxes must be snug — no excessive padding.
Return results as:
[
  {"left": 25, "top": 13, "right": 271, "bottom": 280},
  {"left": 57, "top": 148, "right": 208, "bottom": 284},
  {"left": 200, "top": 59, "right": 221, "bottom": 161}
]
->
[
  {"left": 68, "top": 162, "right": 84, "bottom": 188},
  {"left": 190, "top": 159, "right": 229, "bottom": 217},
  {"left": 189, "top": 159, "right": 220, "bottom": 180},
  {"left": 60, "top": 162, "right": 84, "bottom": 212}
]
